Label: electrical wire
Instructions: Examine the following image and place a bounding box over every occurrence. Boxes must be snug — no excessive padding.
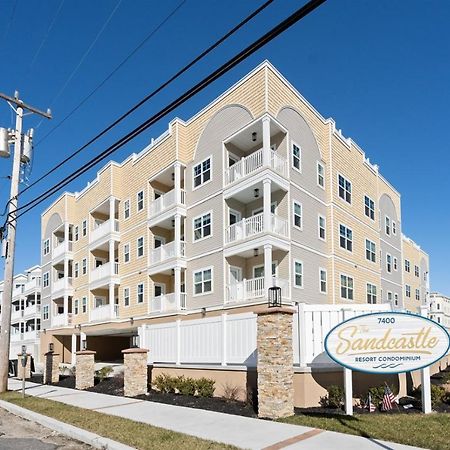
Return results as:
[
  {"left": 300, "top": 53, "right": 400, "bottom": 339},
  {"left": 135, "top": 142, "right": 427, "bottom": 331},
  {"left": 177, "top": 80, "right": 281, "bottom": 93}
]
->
[
  {"left": 7, "top": 0, "right": 327, "bottom": 226},
  {"left": 20, "top": 0, "right": 274, "bottom": 196}
]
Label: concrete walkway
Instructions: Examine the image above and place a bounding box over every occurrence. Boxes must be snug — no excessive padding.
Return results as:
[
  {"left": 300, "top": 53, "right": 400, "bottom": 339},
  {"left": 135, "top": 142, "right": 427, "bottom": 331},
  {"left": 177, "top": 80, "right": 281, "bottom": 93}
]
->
[{"left": 8, "top": 379, "right": 423, "bottom": 450}]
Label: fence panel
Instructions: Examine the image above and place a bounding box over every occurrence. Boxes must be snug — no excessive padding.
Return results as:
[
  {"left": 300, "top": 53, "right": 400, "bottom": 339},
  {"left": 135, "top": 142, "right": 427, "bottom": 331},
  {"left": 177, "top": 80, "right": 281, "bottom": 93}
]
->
[{"left": 226, "top": 313, "right": 257, "bottom": 365}]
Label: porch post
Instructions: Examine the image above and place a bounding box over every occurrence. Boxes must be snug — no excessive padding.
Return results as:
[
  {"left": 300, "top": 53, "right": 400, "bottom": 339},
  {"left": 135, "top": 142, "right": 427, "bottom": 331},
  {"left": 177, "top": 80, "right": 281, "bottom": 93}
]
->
[
  {"left": 174, "top": 162, "right": 181, "bottom": 204},
  {"left": 71, "top": 333, "right": 77, "bottom": 365},
  {"left": 109, "top": 197, "right": 115, "bottom": 228},
  {"left": 174, "top": 266, "right": 181, "bottom": 310},
  {"left": 64, "top": 222, "right": 70, "bottom": 246},
  {"left": 63, "top": 294, "right": 68, "bottom": 325},
  {"left": 263, "top": 178, "right": 271, "bottom": 232},
  {"left": 109, "top": 282, "right": 115, "bottom": 318},
  {"left": 264, "top": 244, "right": 273, "bottom": 294},
  {"left": 174, "top": 213, "right": 181, "bottom": 258},
  {"left": 262, "top": 116, "right": 271, "bottom": 167}
]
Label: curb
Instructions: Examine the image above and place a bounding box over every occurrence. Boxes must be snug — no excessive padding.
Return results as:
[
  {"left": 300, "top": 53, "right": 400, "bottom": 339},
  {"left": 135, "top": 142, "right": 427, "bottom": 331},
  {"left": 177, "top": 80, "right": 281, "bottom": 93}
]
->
[{"left": 0, "top": 399, "right": 136, "bottom": 450}]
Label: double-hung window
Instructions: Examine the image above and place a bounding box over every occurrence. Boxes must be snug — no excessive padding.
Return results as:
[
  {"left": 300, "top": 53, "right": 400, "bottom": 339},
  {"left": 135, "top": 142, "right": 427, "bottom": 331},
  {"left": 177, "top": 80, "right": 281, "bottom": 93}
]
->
[
  {"left": 82, "top": 297, "right": 87, "bottom": 313},
  {"left": 137, "top": 283, "right": 144, "bottom": 303},
  {"left": 294, "top": 261, "right": 303, "bottom": 288},
  {"left": 394, "top": 257, "right": 398, "bottom": 271},
  {"left": 74, "top": 299, "right": 79, "bottom": 315},
  {"left": 82, "top": 258, "right": 87, "bottom": 275},
  {"left": 293, "top": 202, "right": 302, "bottom": 229},
  {"left": 137, "top": 237, "right": 144, "bottom": 258},
  {"left": 386, "top": 254, "right": 392, "bottom": 273},
  {"left": 124, "top": 288, "right": 130, "bottom": 307},
  {"left": 124, "top": 199, "right": 130, "bottom": 219},
  {"left": 415, "top": 265, "right": 420, "bottom": 277},
  {"left": 415, "top": 289, "right": 420, "bottom": 301},
  {"left": 338, "top": 175, "right": 351, "bottom": 203},
  {"left": 405, "top": 284, "right": 411, "bottom": 298},
  {"left": 292, "top": 143, "right": 301, "bottom": 171},
  {"left": 367, "top": 283, "right": 377, "bottom": 304},
  {"left": 137, "top": 191, "right": 144, "bottom": 211},
  {"left": 340, "top": 275, "right": 354, "bottom": 300},
  {"left": 82, "top": 220, "right": 87, "bottom": 237},
  {"left": 74, "top": 262, "right": 79, "bottom": 278},
  {"left": 317, "top": 162, "right": 325, "bottom": 188},
  {"left": 193, "top": 212, "right": 211, "bottom": 241},
  {"left": 319, "top": 269, "right": 327, "bottom": 293},
  {"left": 365, "top": 239, "right": 376, "bottom": 262},
  {"left": 405, "top": 259, "right": 410, "bottom": 272},
  {"left": 124, "top": 244, "right": 130, "bottom": 263},
  {"left": 364, "top": 195, "right": 375, "bottom": 220},
  {"left": 339, "top": 224, "right": 353, "bottom": 252},
  {"left": 43, "top": 272, "right": 49, "bottom": 288},
  {"left": 193, "top": 157, "right": 211, "bottom": 188},
  {"left": 43, "top": 305, "right": 49, "bottom": 320},
  {"left": 74, "top": 226, "right": 79, "bottom": 241},
  {"left": 43, "top": 239, "right": 50, "bottom": 256},
  {"left": 318, "top": 215, "right": 326, "bottom": 240},
  {"left": 194, "top": 268, "right": 212, "bottom": 295},
  {"left": 385, "top": 216, "right": 391, "bottom": 235}
]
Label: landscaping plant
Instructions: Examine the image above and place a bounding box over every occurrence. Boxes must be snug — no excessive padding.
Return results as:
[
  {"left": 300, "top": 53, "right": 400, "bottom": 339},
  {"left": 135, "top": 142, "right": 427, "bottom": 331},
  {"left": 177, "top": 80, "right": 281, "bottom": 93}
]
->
[
  {"left": 95, "top": 366, "right": 114, "bottom": 382},
  {"left": 319, "top": 385, "right": 344, "bottom": 409}
]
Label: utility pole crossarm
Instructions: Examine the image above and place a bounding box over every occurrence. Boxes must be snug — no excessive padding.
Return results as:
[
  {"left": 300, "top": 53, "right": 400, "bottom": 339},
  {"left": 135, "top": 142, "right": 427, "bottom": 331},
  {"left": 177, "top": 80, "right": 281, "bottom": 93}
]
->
[{"left": 0, "top": 92, "right": 52, "bottom": 119}]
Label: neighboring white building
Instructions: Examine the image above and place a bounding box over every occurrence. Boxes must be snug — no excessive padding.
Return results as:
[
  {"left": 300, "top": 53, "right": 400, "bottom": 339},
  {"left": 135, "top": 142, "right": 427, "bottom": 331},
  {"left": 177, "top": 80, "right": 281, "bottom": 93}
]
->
[
  {"left": 0, "top": 265, "right": 42, "bottom": 362},
  {"left": 429, "top": 292, "right": 450, "bottom": 330}
]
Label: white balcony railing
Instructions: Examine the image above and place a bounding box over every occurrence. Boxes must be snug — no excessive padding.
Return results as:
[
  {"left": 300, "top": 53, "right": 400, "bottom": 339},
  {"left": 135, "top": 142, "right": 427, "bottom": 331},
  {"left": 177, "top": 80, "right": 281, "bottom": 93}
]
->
[
  {"left": 90, "top": 219, "right": 119, "bottom": 244},
  {"left": 10, "top": 333, "right": 22, "bottom": 342},
  {"left": 90, "top": 262, "right": 119, "bottom": 284},
  {"left": 150, "top": 293, "right": 186, "bottom": 313},
  {"left": 225, "top": 213, "right": 288, "bottom": 244},
  {"left": 23, "top": 304, "right": 38, "bottom": 317},
  {"left": 150, "top": 241, "right": 185, "bottom": 265},
  {"left": 226, "top": 277, "right": 288, "bottom": 303},
  {"left": 24, "top": 277, "right": 41, "bottom": 293},
  {"left": 90, "top": 303, "right": 119, "bottom": 322},
  {"left": 23, "top": 330, "right": 38, "bottom": 341},
  {"left": 12, "top": 286, "right": 24, "bottom": 298},
  {"left": 52, "top": 277, "right": 73, "bottom": 294},
  {"left": 52, "top": 313, "right": 72, "bottom": 327},
  {"left": 11, "top": 309, "right": 22, "bottom": 320},
  {"left": 149, "top": 189, "right": 186, "bottom": 217},
  {"left": 225, "top": 149, "right": 288, "bottom": 185},
  {"left": 52, "top": 240, "right": 73, "bottom": 260}
]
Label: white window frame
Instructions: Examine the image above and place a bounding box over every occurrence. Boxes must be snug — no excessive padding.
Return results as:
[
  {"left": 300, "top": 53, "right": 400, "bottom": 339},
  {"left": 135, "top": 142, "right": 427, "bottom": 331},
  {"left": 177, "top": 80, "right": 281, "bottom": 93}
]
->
[
  {"left": 252, "top": 262, "right": 277, "bottom": 279},
  {"left": 394, "top": 293, "right": 399, "bottom": 307},
  {"left": 292, "top": 142, "right": 301, "bottom": 172},
  {"left": 82, "top": 297, "right": 87, "bottom": 314},
  {"left": 386, "top": 253, "right": 392, "bottom": 273},
  {"left": 43, "top": 239, "right": 50, "bottom": 256},
  {"left": 364, "top": 195, "right": 375, "bottom": 221},
  {"left": 137, "top": 283, "right": 144, "bottom": 303},
  {"left": 338, "top": 174, "right": 352, "bottom": 204},
  {"left": 405, "top": 284, "right": 411, "bottom": 298},
  {"left": 339, "top": 224, "right": 353, "bottom": 252},
  {"left": 43, "top": 272, "right": 49, "bottom": 288},
  {"left": 123, "top": 287, "right": 130, "bottom": 307},
  {"left": 82, "top": 258, "right": 87, "bottom": 275},
  {"left": 415, "top": 289, "right": 420, "bottom": 301},
  {"left": 137, "top": 190, "right": 144, "bottom": 212},
  {"left": 414, "top": 265, "right": 420, "bottom": 277},
  {"left": 74, "top": 299, "right": 79, "bottom": 315},
  {"left": 192, "top": 156, "right": 212, "bottom": 190},
  {"left": 137, "top": 236, "right": 144, "bottom": 258},
  {"left": 365, "top": 239, "right": 376, "bottom": 263},
  {"left": 385, "top": 216, "right": 391, "bottom": 236},
  {"left": 340, "top": 274, "right": 354, "bottom": 301},
  {"left": 82, "top": 219, "right": 87, "bottom": 237},
  {"left": 367, "top": 283, "right": 377, "bottom": 304},
  {"left": 293, "top": 201, "right": 302, "bottom": 230},
  {"left": 293, "top": 260, "right": 303, "bottom": 289},
  {"left": 193, "top": 267, "right": 213, "bottom": 296},
  {"left": 318, "top": 215, "right": 326, "bottom": 241},
  {"left": 74, "top": 262, "right": 79, "bottom": 278},
  {"left": 317, "top": 162, "right": 325, "bottom": 189},
  {"left": 319, "top": 268, "right": 327, "bottom": 294},
  {"left": 43, "top": 305, "right": 49, "bottom": 320},
  {"left": 405, "top": 259, "right": 410, "bottom": 272},
  {"left": 394, "top": 257, "right": 398, "bottom": 271},
  {"left": 193, "top": 211, "right": 212, "bottom": 242},
  {"left": 124, "top": 199, "right": 130, "bottom": 220},
  {"left": 74, "top": 226, "right": 79, "bottom": 242},
  {"left": 124, "top": 243, "right": 130, "bottom": 263}
]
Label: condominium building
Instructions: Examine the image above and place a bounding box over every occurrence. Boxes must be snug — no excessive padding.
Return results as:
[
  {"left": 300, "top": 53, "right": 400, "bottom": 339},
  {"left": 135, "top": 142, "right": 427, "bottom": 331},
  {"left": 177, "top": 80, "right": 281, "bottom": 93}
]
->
[
  {"left": 0, "top": 265, "right": 42, "bottom": 361},
  {"left": 429, "top": 292, "right": 450, "bottom": 329},
  {"left": 39, "top": 61, "right": 430, "bottom": 362}
]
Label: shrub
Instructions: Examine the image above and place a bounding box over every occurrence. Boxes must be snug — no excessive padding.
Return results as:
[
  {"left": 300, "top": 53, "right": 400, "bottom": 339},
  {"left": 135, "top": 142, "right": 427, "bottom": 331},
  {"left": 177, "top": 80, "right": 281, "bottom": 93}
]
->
[
  {"left": 443, "top": 390, "right": 450, "bottom": 405},
  {"left": 319, "top": 385, "right": 343, "bottom": 409},
  {"left": 95, "top": 366, "right": 113, "bottom": 382},
  {"left": 222, "top": 383, "right": 242, "bottom": 402},
  {"left": 195, "top": 377, "right": 215, "bottom": 397},
  {"left": 367, "top": 386, "right": 385, "bottom": 408},
  {"left": 177, "top": 376, "right": 196, "bottom": 396},
  {"left": 153, "top": 374, "right": 177, "bottom": 393},
  {"left": 413, "top": 384, "right": 445, "bottom": 408}
]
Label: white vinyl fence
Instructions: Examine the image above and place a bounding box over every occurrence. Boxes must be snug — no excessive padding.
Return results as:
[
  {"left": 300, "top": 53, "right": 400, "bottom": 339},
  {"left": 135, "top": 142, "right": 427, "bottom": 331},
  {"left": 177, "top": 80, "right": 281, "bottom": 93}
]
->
[{"left": 139, "top": 303, "right": 391, "bottom": 368}]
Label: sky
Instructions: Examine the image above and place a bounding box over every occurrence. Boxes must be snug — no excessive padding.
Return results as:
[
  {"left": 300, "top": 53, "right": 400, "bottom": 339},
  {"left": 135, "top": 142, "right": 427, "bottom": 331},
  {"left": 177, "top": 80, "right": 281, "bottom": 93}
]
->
[{"left": 0, "top": 0, "right": 448, "bottom": 294}]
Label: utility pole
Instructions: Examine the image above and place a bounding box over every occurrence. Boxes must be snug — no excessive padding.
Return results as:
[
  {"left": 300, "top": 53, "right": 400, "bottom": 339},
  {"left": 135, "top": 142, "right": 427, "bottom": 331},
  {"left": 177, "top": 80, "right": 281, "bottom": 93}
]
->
[{"left": 0, "top": 91, "right": 51, "bottom": 393}]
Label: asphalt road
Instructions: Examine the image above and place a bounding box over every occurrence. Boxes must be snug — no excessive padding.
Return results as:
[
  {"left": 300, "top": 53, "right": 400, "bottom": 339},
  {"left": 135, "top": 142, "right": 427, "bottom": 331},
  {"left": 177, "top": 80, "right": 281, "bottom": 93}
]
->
[{"left": 0, "top": 407, "right": 92, "bottom": 449}]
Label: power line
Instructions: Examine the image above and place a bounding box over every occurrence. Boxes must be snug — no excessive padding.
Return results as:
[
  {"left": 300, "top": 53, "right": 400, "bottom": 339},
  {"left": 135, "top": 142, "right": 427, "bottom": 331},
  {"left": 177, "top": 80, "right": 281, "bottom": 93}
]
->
[
  {"left": 8, "top": 0, "right": 327, "bottom": 226},
  {"left": 20, "top": 0, "right": 274, "bottom": 196},
  {"left": 33, "top": 0, "right": 187, "bottom": 148}
]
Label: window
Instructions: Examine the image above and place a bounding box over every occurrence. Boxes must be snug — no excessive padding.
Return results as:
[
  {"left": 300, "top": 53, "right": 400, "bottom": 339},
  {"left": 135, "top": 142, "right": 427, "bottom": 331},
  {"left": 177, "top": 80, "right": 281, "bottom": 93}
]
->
[
  {"left": 392, "top": 221, "right": 397, "bottom": 235},
  {"left": 415, "top": 289, "right": 420, "bottom": 301},
  {"left": 292, "top": 143, "right": 301, "bottom": 171},
  {"left": 137, "top": 236, "right": 144, "bottom": 258},
  {"left": 74, "top": 226, "right": 79, "bottom": 241},
  {"left": 82, "top": 258, "right": 87, "bottom": 275},
  {"left": 43, "top": 272, "right": 49, "bottom": 288},
  {"left": 385, "top": 216, "right": 391, "bottom": 235},
  {"left": 137, "top": 191, "right": 144, "bottom": 211},
  {"left": 339, "top": 224, "right": 353, "bottom": 252},
  {"left": 82, "top": 220, "right": 87, "bottom": 237},
  {"left": 293, "top": 202, "right": 302, "bottom": 229},
  {"left": 124, "top": 199, "right": 130, "bottom": 219},
  {"left": 317, "top": 162, "right": 325, "bottom": 188},
  {"left": 320, "top": 269, "right": 327, "bottom": 293},
  {"left": 340, "top": 275, "right": 354, "bottom": 300},
  {"left": 193, "top": 212, "right": 211, "bottom": 241},
  {"left": 124, "top": 244, "right": 130, "bottom": 263},
  {"left": 318, "top": 215, "right": 326, "bottom": 240},
  {"left": 394, "top": 293, "right": 399, "bottom": 306},
  {"left": 294, "top": 261, "right": 303, "bottom": 288},
  {"left": 386, "top": 254, "right": 392, "bottom": 273},
  {"left": 414, "top": 265, "right": 419, "bottom": 277},
  {"left": 43, "top": 239, "right": 50, "bottom": 256},
  {"left": 74, "top": 262, "right": 79, "bottom": 278},
  {"left": 74, "top": 299, "right": 79, "bottom": 315},
  {"left": 365, "top": 239, "right": 376, "bottom": 262},
  {"left": 193, "top": 157, "right": 211, "bottom": 188},
  {"left": 137, "top": 283, "right": 144, "bottom": 303},
  {"left": 82, "top": 297, "right": 87, "bottom": 314},
  {"left": 124, "top": 288, "right": 130, "bottom": 307},
  {"left": 338, "top": 174, "right": 351, "bottom": 203},
  {"left": 364, "top": 196, "right": 375, "bottom": 220},
  {"left": 367, "top": 283, "right": 377, "bottom": 304},
  {"left": 394, "top": 257, "right": 398, "bottom": 271},
  {"left": 43, "top": 305, "right": 49, "bottom": 320},
  {"left": 193, "top": 268, "right": 212, "bottom": 295},
  {"left": 405, "top": 284, "right": 411, "bottom": 298},
  {"left": 387, "top": 291, "right": 393, "bottom": 305},
  {"left": 405, "top": 259, "right": 410, "bottom": 272}
]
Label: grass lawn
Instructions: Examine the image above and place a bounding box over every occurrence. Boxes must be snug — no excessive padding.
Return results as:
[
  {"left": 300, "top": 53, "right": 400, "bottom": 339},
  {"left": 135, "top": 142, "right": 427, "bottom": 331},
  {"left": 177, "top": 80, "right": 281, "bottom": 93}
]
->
[
  {"left": 281, "top": 411, "right": 450, "bottom": 450},
  {"left": 0, "top": 391, "right": 235, "bottom": 450}
]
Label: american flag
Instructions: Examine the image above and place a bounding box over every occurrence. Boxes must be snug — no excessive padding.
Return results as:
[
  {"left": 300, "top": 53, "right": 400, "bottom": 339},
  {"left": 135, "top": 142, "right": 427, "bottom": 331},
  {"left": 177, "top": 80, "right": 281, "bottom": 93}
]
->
[
  {"left": 366, "top": 392, "right": 376, "bottom": 412},
  {"left": 381, "top": 385, "right": 396, "bottom": 411}
]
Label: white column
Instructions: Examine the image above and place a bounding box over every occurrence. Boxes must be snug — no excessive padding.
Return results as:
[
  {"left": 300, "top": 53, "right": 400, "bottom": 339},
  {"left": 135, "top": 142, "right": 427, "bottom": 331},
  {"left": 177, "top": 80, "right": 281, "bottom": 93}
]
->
[
  {"left": 174, "top": 162, "right": 181, "bottom": 204},
  {"left": 343, "top": 308, "right": 353, "bottom": 416},
  {"left": 80, "top": 331, "right": 87, "bottom": 351},
  {"left": 174, "top": 213, "right": 181, "bottom": 257},
  {"left": 174, "top": 266, "right": 181, "bottom": 310},
  {"left": 109, "top": 239, "right": 115, "bottom": 265},
  {"left": 264, "top": 244, "right": 273, "bottom": 294},
  {"left": 71, "top": 333, "right": 77, "bottom": 365},
  {"left": 109, "top": 197, "right": 115, "bottom": 230},
  {"left": 64, "top": 222, "right": 70, "bottom": 247},
  {"left": 63, "top": 294, "right": 68, "bottom": 325},
  {"left": 109, "top": 283, "right": 115, "bottom": 318},
  {"left": 420, "top": 305, "right": 432, "bottom": 413},
  {"left": 262, "top": 116, "right": 271, "bottom": 167},
  {"left": 263, "top": 178, "right": 271, "bottom": 232}
]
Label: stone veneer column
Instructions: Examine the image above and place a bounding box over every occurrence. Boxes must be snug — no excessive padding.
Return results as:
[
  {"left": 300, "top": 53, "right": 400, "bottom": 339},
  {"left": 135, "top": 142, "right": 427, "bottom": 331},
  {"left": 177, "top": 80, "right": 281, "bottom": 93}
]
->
[
  {"left": 17, "top": 353, "right": 31, "bottom": 379},
  {"left": 256, "top": 306, "right": 295, "bottom": 419},
  {"left": 44, "top": 352, "right": 60, "bottom": 384},
  {"left": 75, "top": 350, "right": 96, "bottom": 390},
  {"left": 122, "top": 348, "right": 149, "bottom": 397}
]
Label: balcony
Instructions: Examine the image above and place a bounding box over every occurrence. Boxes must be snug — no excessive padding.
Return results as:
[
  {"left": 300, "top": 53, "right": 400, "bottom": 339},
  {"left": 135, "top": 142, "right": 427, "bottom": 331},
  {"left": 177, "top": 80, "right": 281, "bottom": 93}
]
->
[
  {"left": 23, "top": 330, "right": 39, "bottom": 341},
  {"left": 90, "top": 219, "right": 119, "bottom": 247},
  {"left": 23, "top": 304, "right": 39, "bottom": 318},
  {"left": 52, "top": 277, "right": 73, "bottom": 297},
  {"left": 225, "top": 213, "right": 288, "bottom": 245},
  {"left": 90, "top": 262, "right": 119, "bottom": 287},
  {"left": 224, "top": 149, "right": 288, "bottom": 186},
  {"left": 150, "top": 241, "right": 185, "bottom": 265},
  {"left": 149, "top": 189, "right": 186, "bottom": 216},
  {"left": 226, "top": 277, "right": 289, "bottom": 304},
  {"left": 150, "top": 293, "right": 186, "bottom": 313},
  {"left": 11, "top": 309, "right": 22, "bottom": 321},
  {"left": 10, "top": 332, "right": 22, "bottom": 342},
  {"left": 90, "top": 304, "right": 119, "bottom": 322},
  {"left": 23, "top": 278, "right": 41, "bottom": 293},
  {"left": 52, "top": 240, "right": 73, "bottom": 261},
  {"left": 52, "top": 313, "right": 72, "bottom": 328},
  {"left": 12, "top": 286, "right": 24, "bottom": 298}
]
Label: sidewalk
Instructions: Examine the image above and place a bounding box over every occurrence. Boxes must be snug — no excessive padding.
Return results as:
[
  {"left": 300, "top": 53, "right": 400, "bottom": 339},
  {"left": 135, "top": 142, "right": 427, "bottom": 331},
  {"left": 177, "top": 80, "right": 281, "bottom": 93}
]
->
[{"left": 8, "top": 379, "right": 423, "bottom": 450}]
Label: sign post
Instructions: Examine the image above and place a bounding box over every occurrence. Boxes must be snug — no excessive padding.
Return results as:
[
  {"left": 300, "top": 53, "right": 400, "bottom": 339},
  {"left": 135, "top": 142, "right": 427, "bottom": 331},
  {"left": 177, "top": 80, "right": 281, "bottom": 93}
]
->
[
  {"left": 342, "top": 309, "right": 353, "bottom": 416},
  {"left": 420, "top": 306, "right": 432, "bottom": 413},
  {"left": 20, "top": 345, "right": 27, "bottom": 398}
]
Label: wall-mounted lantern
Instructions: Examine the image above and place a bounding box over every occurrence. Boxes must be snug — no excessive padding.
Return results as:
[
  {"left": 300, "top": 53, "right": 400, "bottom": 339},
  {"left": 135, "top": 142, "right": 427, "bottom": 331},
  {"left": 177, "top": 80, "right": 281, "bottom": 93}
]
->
[{"left": 268, "top": 286, "right": 282, "bottom": 308}]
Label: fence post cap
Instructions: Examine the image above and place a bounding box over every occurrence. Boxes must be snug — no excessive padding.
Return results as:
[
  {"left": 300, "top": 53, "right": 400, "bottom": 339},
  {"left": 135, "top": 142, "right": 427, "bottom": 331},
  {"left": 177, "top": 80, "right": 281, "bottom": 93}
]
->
[
  {"left": 122, "top": 348, "right": 149, "bottom": 354},
  {"left": 75, "top": 350, "right": 96, "bottom": 355},
  {"left": 254, "top": 305, "right": 296, "bottom": 316}
]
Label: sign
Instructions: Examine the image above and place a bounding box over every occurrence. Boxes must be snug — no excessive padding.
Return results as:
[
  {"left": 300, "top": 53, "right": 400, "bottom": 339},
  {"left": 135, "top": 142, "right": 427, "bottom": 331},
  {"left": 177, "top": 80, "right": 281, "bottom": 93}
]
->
[{"left": 325, "top": 312, "right": 450, "bottom": 374}]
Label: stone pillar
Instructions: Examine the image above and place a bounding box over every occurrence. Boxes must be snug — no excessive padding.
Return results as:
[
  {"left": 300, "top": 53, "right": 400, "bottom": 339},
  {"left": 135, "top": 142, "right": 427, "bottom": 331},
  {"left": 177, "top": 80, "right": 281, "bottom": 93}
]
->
[
  {"left": 256, "top": 306, "right": 295, "bottom": 419},
  {"left": 122, "top": 348, "right": 149, "bottom": 397},
  {"left": 17, "top": 353, "right": 31, "bottom": 379},
  {"left": 44, "top": 352, "right": 60, "bottom": 384},
  {"left": 75, "top": 350, "right": 96, "bottom": 390}
]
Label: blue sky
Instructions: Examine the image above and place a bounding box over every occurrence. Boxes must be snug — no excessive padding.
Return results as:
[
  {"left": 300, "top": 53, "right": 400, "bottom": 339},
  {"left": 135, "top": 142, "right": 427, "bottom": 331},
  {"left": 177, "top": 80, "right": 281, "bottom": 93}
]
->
[{"left": 0, "top": 0, "right": 448, "bottom": 294}]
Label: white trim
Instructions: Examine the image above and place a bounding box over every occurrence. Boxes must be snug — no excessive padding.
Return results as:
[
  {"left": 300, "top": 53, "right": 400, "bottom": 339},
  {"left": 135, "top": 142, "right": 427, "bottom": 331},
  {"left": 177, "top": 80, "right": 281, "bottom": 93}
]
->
[
  {"left": 123, "top": 198, "right": 131, "bottom": 220},
  {"left": 317, "top": 161, "right": 325, "bottom": 190},
  {"left": 192, "top": 155, "right": 212, "bottom": 191},
  {"left": 136, "top": 236, "right": 145, "bottom": 258},
  {"left": 123, "top": 286, "right": 130, "bottom": 307},
  {"left": 293, "top": 259, "right": 304, "bottom": 289},
  {"left": 318, "top": 214, "right": 326, "bottom": 241},
  {"left": 292, "top": 200, "right": 303, "bottom": 230},
  {"left": 123, "top": 242, "right": 131, "bottom": 264},
  {"left": 193, "top": 266, "right": 213, "bottom": 297},
  {"left": 319, "top": 267, "right": 327, "bottom": 294},
  {"left": 339, "top": 272, "right": 355, "bottom": 301},
  {"left": 192, "top": 210, "right": 213, "bottom": 242},
  {"left": 291, "top": 140, "right": 302, "bottom": 173},
  {"left": 337, "top": 173, "right": 352, "bottom": 205},
  {"left": 364, "top": 194, "right": 376, "bottom": 221},
  {"left": 136, "top": 190, "right": 145, "bottom": 212},
  {"left": 153, "top": 282, "right": 166, "bottom": 297},
  {"left": 137, "top": 282, "right": 145, "bottom": 304}
]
